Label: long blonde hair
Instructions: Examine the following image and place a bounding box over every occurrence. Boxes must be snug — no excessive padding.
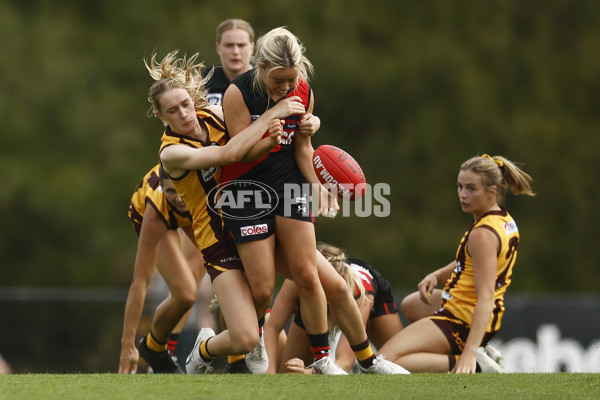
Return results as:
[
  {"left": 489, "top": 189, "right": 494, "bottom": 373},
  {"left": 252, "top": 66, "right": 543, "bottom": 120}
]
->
[
  {"left": 317, "top": 243, "right": 368, "bottom": 331},
  {"left": 144, "top": 50, "right": 212, "bottom": 116},
  {"left": 461, "top": 154, "right": 535, "bottom": 204},
  {"left": 251, "top": 27, "right": 314, "bottom": 95}
]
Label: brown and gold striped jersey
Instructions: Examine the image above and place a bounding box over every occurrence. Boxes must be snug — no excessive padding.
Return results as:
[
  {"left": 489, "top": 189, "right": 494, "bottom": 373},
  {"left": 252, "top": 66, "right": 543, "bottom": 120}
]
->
[
  {"left": 441, "top": 208, "right": 520, "bottom": 333},
  {"left": 128, "top": 164, "right": 192, "bottom": 235},
  {"left": 158, "top": 109, "right": 229, "bottom": 252}
]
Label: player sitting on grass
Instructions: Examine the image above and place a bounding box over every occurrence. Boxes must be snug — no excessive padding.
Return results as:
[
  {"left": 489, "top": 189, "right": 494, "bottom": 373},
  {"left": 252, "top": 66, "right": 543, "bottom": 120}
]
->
[
  {"left": 378, "top": 154, "right": 534, "bottom": 373},
  {"left": 264, "top": 243, "right": 409, "bottom": 374}
]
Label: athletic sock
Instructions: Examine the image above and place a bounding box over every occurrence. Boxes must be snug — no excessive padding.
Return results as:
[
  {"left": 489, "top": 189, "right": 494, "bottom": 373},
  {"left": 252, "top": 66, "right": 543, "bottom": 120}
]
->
[
  {"left": 307, "top": 332, "right": 330, "bottom": 361},
  {"left": 351, "top": 339, "right": 376, "bottom": 369},
  {"left": 227, "top": 354, "right": 246, "bottom": 364},
  {"left": 200, "top": 337, "right": 216, "bottom": 362},
  {"left": 146, "top": 332, "right": 168, "bottom": 353},
  {"left": 258, "top": 316, "right": 265, "bottom": 336},
  {"left": 167, "top": 333, "right": 180, "bottom": 356}
]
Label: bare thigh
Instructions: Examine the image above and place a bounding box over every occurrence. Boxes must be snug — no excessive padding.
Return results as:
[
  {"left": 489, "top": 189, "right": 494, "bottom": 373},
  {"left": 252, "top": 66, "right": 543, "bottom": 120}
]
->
[
  {"left": 212, "top": 270, "right": 258, "bottom": 342},
  {"left": 377, "top": 317, "right": 451, "bottom": 362},
  {"left": 367, "top": 313, "right": 404, "bottom": 350},
  {"left": 180, "top": 226, "right": 206, "bottom": 285},
  {"left": 235, "top": 236, "right": 276, "bottom": 287},
  {"left": 274, "top": 217, "right": 327, "bottom": 333},
  {"left": 235, "top": 236, "right": 277, "bottom": 316},
  {"left": 274, "top": 216, "right": 317, "bottom": 279},
  {"left": 400, "top": 289, "right": 443, "bottom": 324},
  {"left": 156, "top": 229, "right": 197, "bottom": 296}
]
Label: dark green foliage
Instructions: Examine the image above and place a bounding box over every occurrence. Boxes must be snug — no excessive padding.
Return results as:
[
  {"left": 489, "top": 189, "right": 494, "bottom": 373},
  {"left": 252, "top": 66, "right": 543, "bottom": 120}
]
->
[{"left": 1, "top": 0, "right": 598, "bottom": 291}]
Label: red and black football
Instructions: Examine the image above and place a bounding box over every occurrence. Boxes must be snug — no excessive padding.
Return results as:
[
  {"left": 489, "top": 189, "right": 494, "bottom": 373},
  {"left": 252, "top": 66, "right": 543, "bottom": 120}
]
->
[{"left": 313, "top": 145, "right": 366, "bottom": 200}]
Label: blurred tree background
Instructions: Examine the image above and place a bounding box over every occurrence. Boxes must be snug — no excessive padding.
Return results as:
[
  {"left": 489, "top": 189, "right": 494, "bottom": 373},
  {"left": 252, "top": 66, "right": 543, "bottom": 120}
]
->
[{"left": 1, "top": 0, "right": 599, "bottom": 294}]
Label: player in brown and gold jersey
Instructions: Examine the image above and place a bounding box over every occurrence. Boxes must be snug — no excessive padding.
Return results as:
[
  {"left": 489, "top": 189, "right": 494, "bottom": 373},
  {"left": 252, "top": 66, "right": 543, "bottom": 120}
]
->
[
  {"left": 379, "top": 154, "right": 535, "bottom": 374},
  {"left": 145, "top": 50, "right": 305, "bottom": 374},
  {"left": 119, "top": 165, "right": 204, "bottom": 374}
]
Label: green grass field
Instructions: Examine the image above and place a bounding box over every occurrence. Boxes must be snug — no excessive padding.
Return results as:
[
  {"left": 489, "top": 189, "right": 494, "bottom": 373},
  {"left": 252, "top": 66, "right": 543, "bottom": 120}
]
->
[{"left": 0, "top": 373, "right": 598, "bottom": 400}]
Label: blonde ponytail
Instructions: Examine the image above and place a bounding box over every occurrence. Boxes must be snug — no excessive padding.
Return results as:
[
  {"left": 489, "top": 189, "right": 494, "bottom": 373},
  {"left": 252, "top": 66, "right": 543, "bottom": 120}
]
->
[{"left": 462, "top": 154, "right": 535, "bottom": 204}]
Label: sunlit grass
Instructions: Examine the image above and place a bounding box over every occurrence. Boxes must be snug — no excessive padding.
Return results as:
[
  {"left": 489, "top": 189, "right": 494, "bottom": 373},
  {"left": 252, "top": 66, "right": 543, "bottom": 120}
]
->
[{"left": 0, "top": 373, "right": 598, "bottom": 400}]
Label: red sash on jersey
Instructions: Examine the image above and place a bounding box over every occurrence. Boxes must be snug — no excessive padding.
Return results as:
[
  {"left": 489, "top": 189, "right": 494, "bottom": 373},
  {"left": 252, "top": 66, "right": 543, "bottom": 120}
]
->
[{"left": 221, "top": 80, "right": 310, "bottom": 183}]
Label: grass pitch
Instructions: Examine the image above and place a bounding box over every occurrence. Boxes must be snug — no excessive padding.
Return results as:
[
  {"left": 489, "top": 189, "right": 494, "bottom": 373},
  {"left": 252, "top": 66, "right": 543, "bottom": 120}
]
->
[{"left": 0, "top": 373, "right": 598, "bottom": 400}]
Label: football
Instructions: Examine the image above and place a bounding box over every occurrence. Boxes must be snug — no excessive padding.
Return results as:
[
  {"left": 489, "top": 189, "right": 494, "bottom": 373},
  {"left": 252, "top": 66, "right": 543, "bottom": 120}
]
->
[{"left": 312, "top": 145, "right": 366, "bottom": 200}]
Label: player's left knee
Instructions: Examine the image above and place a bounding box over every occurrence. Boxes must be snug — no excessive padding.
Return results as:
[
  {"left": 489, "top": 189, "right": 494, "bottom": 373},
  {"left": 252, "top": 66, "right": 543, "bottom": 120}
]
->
[{"left": 291, "top": 264, "right": 319, "bottom": 288}]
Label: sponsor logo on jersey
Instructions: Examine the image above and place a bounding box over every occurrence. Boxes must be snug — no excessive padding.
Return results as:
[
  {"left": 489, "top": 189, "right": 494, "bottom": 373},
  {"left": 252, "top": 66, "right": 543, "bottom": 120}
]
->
[
  {"left": 206, "top": 93, "right": 223, "bottom": 106},
  {"left": 240, "top": 224, "right": 268, "bottom": 237},
  {"left": 279, "top": 130, "right": 295, "bottom": 145},
  {"left": 441, "top": 290, "right": 453, "bottom": 301},
  {"left": 503, "top": 220, "right": 518, "bottom": 235},
  {"left": 454, "top": 260, "right": 463, "bottom": 274},
  {"left": 201, "top": 166, "right": 218, "bottom": 182},
  {"left": 283, "top": 116, "right": 298, "bottom": 130}
]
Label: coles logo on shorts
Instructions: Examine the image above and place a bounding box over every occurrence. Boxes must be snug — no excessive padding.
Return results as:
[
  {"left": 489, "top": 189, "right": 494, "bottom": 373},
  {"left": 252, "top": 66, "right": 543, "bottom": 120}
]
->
[{"left": 240, "top": 224, "right": 268, "bottom": 237}]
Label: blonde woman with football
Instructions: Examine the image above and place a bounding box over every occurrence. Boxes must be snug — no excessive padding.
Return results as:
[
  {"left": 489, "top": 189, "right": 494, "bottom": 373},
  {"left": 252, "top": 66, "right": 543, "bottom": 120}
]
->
[
  {"left": 218, "top": 26, "right": 344, "bottom": 375},
  {"left": 145, "top": 50, "right": 305, "bottom": 374}
]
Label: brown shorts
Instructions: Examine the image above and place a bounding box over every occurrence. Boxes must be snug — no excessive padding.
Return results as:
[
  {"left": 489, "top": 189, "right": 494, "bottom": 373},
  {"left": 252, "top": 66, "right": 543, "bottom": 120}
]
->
[
  {"left": 201, "top": 238, "right": 244, "bottom": 282},
  {"left": 429, "top": 308, "right": 496, "bottom": 354}
]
